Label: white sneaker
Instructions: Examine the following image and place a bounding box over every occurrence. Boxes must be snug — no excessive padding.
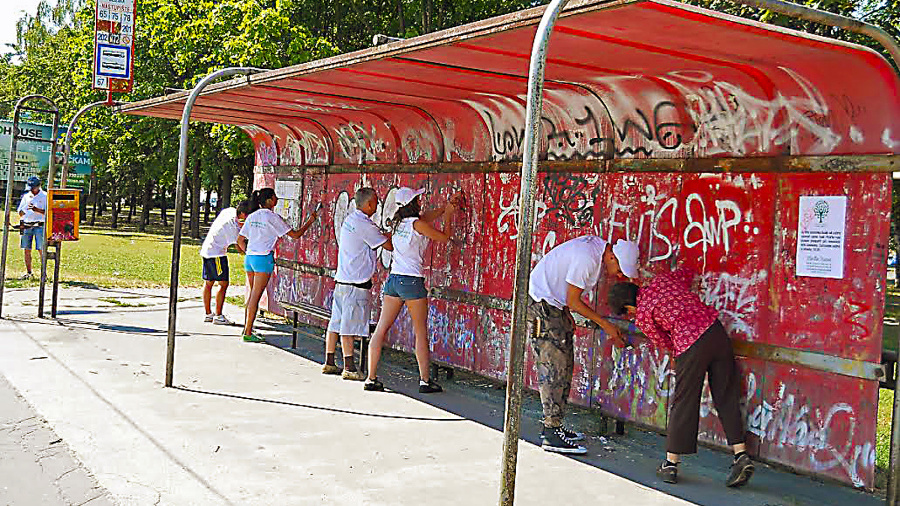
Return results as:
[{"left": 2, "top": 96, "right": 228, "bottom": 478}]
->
[
  {"left": 212, "top": 314, "right": 234, "bottom": 325},
  {"left": 204, "top": 313, "right": 214, "bottom": 323}
]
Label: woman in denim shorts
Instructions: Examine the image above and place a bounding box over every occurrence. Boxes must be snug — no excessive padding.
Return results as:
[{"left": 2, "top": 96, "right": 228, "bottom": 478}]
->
[{"left": 365, "top": 187, "right": 463, "bottom": 394}]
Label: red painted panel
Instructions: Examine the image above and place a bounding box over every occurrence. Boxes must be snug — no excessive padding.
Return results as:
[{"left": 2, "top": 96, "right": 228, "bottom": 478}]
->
[
  {"left": 750, "top": 362, "right": 878, "bottom": 488},
  {"left": 771, "top": 173, "right": 890, "bottom": 362}
]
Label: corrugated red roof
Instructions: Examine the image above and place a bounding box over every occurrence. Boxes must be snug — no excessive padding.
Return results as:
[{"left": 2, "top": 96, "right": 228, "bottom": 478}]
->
[{"left": 119, "top": 0, "right": 900, "bottom": 165}]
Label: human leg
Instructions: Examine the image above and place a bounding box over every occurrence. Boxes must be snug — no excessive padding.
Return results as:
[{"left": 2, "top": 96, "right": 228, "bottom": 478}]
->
[
  {"left": 202, "top": 280, "right": 214, "bottom": 316},
  {"left": 365, "top": 295, "right": 404, "bottom": 385},
  {"left": 405, "top": 298, "right": 431, "bottom": 381},
  {"left": 703, "top": 321, "right": 754, "bottom": 487},
  {"left": 215, "top": 281, "right": 228, "bottom": 315},
  {"left": 242, "top": 272, "right": 269, "bottom": 339}
]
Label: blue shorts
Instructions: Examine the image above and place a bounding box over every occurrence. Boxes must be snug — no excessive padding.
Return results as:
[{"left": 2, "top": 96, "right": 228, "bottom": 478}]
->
[
  {"left": 382, "top": 274, "right": 427, "bottom": 300},
  {"left": 20, "top": 224, "right": 43, "bottom": 250},
  {"left": 244, "top": 253, "right": 275, "bottom": 274}
]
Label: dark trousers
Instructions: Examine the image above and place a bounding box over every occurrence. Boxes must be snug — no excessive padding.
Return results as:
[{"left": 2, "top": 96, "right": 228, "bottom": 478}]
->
[{"left": 667, "top": 320, "right": 745, "bottom": 454}]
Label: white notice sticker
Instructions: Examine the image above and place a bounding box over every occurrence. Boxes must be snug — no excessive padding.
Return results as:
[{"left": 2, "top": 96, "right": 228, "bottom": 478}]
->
[{"left": 796, "top": 195, "right": 847, "bottom": 279}]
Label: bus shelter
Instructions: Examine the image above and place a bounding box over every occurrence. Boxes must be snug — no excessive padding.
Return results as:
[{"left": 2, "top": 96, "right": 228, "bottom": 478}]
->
[{"left": 119, "top": 0, "right": 900, "bottom": 489}]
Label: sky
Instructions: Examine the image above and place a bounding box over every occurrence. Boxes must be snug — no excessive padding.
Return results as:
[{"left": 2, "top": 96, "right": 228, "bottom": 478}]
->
[{"left": 1, "top": 0, "right": 44, "bottom": 51}]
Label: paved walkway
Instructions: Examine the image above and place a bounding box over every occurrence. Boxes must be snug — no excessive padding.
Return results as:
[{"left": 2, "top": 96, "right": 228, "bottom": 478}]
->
[{"left": 0, "top": 286, "right": 885, "bottom": 505}]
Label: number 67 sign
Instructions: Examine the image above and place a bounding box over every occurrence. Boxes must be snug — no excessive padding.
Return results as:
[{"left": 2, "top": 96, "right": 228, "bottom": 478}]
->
[{"left": 92, "top": 0, "right": 136, "bottom": 93}]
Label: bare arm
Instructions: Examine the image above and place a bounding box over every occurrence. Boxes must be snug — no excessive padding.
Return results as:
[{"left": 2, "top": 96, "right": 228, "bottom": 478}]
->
[
  {"left": 237, "top": 235, "right": 248, "bottom": 253},
  {"left": 380, "top": 235, "right": 394, "bottom": 252},
  {"left": 285, "top": 208, "right": 321, "bottom": 239},
  {"left": 413, "top": 203, "right": 456, "bottom": 243},
  {"left": 565, "top": 283, "right": 625, "bottom": 346}
]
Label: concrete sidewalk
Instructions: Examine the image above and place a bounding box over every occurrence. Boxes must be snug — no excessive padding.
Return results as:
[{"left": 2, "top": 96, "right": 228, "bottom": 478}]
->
[{"left": 0, "top": 286, "right": 884, "bottom": 505}]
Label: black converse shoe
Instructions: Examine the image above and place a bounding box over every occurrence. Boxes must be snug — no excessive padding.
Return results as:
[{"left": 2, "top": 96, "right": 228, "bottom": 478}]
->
[
  {"left": 541, "top": 426, "right": 584, "bottom": 442},
  {"left": 726, "top": 453, "right": 754, "bottom": 487},
  {"left": 540, "top": 426, "right": 587, "bottom": 455},
  {"left": 419, "top": 379, "right": 443, "bottom": 394}
]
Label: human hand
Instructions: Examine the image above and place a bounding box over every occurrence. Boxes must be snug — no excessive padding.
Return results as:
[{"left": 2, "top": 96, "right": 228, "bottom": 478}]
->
[{"left": 602, "top": 323, "right": 627, "bottom": 348}]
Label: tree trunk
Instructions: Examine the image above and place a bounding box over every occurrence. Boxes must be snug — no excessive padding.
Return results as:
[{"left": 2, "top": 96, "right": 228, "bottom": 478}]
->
[
  {"left": 190, "top": 158, "right": 201, "bottom": 239},
  {"left": 219, "top": 166, "right": 233, "bottom": 211},
  {"left": 127, "top": 189, "right": 136, "bottom": 222},
  {"left": 87, "top": 172, "right": 97, "bottom": 225},
  {"left": 203, "top": 180, "right": 212, "bottom": 224},
  {"left": 139, "top": 178, "right": 153, "bottom": 233},
  {"left": 110, "top": 189, "right": 120, "bottom": 229},
  {"left": 97, "top": 191, "right": 105, "bottom": 216},
  {"left": 160, "top": 185, "right": 169, "bottom": 228},
  {"left": 397, "top": 0, "right": 405, "bottom": 34}
]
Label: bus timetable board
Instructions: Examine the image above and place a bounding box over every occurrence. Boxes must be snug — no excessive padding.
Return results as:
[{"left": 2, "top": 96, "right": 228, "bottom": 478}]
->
[
  {"left": 0, "top": 120, "right": 93, "bottom": 189},
  {"left": 92, "top": 0, "right": 136, "bottom": 93}
]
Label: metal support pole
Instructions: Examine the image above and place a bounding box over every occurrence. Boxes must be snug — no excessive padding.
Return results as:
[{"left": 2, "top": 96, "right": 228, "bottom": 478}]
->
[
  {"left": 38, "top": 111, "right": 61, "bottom": 319},
  {"left": 0, "top": 95, "right": 59, "bottom": 319},
  {"left": 51, "top": 242, "right": 60, "bottom": 318},
  {"left": 166, "top": 67, "right": 265, "bottom": 388},
  {"left": 498, "top": 1, "right": 570, "bottom": 504},
  {"left": 62, "top": 101, "right": 109, "bottom": 189}
]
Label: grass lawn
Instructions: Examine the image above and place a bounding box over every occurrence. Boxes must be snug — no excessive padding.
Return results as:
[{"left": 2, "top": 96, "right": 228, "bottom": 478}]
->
[{"left": 1, "top": 223, "right": 246, "bottom": 289}]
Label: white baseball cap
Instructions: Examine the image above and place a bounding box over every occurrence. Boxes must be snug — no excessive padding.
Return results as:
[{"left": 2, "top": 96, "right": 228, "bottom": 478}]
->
[
  {"left": 612, "top": 239, "right": 639, "bottom": 279},
  {"left": 395, "top": 187, "right": 425, "bottom": 206}
]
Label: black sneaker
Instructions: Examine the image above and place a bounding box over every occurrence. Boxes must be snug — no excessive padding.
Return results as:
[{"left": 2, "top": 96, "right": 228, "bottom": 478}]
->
[
  {"left": 540, "top": 426, "right": 587, "bottom": 455},
  {"left": 540, "top": 426, "right": 584, "bottom": 442},
  {"left": 363, "top": 378, "right": 384, "bottom": 392},
  {"left": 657, "top": 462, "right": 678, "bottom": 484},
  {"left": 419, "top": 379, "right": 443, "bottom": 394},
  {"left": 726, "top": 454, "right": 754, "bottom": 487}
]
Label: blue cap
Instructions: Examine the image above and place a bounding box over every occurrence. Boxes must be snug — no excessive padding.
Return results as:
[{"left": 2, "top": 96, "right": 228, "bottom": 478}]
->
[{"left": 25, "top": 176, "right": 40, "bottom": 189}]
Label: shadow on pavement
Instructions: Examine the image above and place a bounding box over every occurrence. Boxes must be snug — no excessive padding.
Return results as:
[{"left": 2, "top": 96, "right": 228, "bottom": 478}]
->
[
  {"left": 251, "top": 317, "right": 884, "bottom": 506},
  {"left": 173, "top": 386, "right": 467, "bottom": 422}
]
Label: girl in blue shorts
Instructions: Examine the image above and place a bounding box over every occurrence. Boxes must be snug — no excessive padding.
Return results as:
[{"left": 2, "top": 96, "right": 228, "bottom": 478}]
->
[{"left": 237, "top": 188, "right": 319, "bottom": 342}]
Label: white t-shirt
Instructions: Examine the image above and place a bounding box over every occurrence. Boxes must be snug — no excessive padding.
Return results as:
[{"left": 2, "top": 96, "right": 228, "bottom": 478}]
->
[
  {"left": 200, "top": 207, "right": 241, "bottom": 258},
  {"left": 239, "top": 208, "right": 292, "bottom": 256},
  {"left": 335, "top": 209, "right": 388, "bottom": 283},
  {"left": 390, "top": 217, "right": 429, "bottom": 278},
  {"left": 529, "top": 235, "right": 607, "bottom": 309},
  {"left": 17, "top": 190, "right": 47, "bottom": 223}
]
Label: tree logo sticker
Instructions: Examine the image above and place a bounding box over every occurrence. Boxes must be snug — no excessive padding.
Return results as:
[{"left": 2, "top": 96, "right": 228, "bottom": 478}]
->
[{"left": 814, "top": 200, "right": 829, "bottom": 224}]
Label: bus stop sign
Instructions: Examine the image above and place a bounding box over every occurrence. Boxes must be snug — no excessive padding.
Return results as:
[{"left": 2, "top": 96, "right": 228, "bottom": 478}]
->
[{"left": 92, "top": 0, "right": 136, "bottom": 93}]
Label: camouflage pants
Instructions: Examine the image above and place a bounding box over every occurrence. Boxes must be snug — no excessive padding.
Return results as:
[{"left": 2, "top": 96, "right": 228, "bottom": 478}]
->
[{"left": 527, "top": 299, "right": 575, "bottom": 428}]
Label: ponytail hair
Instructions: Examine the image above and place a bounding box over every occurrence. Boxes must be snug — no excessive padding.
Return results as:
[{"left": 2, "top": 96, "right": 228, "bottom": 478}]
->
[
  {"left": 389, "top": 196, "right": 421, "bottom": 233},
  {"left": 250, "top": 188, "right": 276, "bottom": 213}
]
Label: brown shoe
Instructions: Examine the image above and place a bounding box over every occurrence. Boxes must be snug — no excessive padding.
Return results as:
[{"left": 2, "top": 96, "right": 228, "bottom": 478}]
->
[
  {"left": 341, "top": 370, "right": 366, "bottom": 381},
  {"left": 322, "top": 364, "right": 341, "bottom": 375}
]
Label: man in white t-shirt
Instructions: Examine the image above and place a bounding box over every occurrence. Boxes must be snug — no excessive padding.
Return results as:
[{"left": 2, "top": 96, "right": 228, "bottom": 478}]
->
[
  {"left": 324, "top": 187, "right": 393, "bottom": 380},
  {"left": 200, "top": 200, "right": 251, "bottom": 325},
  {"left": 527, "top": 236, "right": 639, "bottom": 455},
  {"left": 16, "top": 176, "right": 47, "bottom": 280}
]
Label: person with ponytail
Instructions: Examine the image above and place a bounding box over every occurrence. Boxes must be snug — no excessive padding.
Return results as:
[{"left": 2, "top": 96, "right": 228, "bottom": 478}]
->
[
  {"left": 237, "top": 188, "right": 320, "bottom": 342},
  {"left": 364, "top": 187, "right": 463, "bottom": 394}
]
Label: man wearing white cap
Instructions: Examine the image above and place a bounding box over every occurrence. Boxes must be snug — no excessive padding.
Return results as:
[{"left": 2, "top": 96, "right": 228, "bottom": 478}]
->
[{"left": 527, "top": 236, "right": 639, "bottom": 454}]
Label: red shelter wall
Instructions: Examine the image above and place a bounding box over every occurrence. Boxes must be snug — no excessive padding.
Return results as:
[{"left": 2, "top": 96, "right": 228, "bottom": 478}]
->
[{"left": 260, "top": 165, "right": 888, "bottom": 489}]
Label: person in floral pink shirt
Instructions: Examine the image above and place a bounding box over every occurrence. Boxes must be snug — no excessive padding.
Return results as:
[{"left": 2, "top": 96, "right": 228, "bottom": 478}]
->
[{"left": 607, "top": 267, "right": 754, "bottom": 488}]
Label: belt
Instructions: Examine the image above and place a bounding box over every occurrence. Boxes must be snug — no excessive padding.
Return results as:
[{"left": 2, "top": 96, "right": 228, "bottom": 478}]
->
[{"left": 336, "top": 279, "right": 373, "bottom": 290}]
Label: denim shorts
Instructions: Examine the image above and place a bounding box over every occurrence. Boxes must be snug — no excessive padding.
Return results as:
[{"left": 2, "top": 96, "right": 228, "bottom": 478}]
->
[
  {"left": 20, "top": 224, "right": 43, "bottom": 250},
  {"left": 244, "top": 252, "right": 275, "bottom": 274},
  {"left": 382, "top": 274, "right": 427, "bottom": 300}
]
